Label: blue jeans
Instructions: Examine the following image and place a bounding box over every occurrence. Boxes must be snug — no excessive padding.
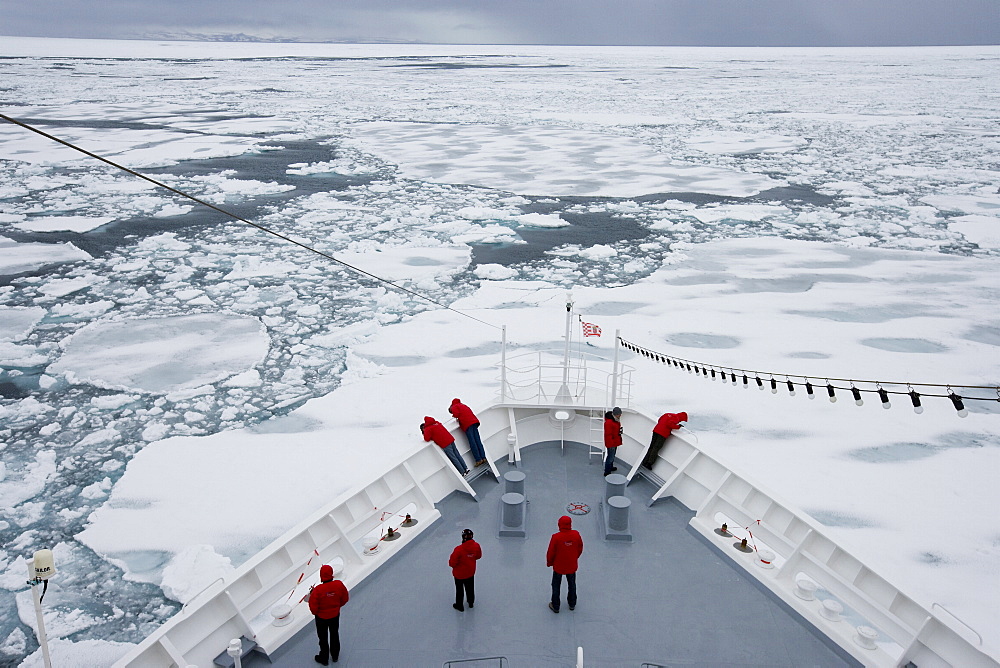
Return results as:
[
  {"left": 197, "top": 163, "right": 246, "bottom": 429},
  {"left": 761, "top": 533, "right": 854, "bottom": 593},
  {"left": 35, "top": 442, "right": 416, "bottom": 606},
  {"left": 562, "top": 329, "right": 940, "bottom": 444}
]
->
[
  {"left": 442, "top": 442, "right": 468, "bottom": 473},
  {"left": 465, "top": 424, "right": 487, "bottom": 462},
  {"left": 604, "top": 446, "right": 618, "bottom": 475},
  {"left": 550, "top": 571, "right": 576, "bottom": 611}
]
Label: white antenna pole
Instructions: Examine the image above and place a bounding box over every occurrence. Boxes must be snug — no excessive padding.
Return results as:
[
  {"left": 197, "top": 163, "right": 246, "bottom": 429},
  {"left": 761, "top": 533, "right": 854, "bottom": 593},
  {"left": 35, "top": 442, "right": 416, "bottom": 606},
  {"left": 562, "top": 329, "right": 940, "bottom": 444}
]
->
[
  {"left": 26, "top": 558, "right": 52, "bottom": 668},
  {"left": 500, "top": 325, "right": 508, "bottom": 403},
  {"left": 562, "top": 292, "right": 574, "bottom": 386},
  {"left": 611, "top": 329, "right": 621, "bottom": 408}
]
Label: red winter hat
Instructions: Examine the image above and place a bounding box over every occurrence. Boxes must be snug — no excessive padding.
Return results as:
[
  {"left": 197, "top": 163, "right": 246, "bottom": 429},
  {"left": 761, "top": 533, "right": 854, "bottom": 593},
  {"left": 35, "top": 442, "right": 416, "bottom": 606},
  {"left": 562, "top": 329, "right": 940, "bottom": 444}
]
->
[{"left": 320, "top": 564, "right": 334, "bottom": 582}]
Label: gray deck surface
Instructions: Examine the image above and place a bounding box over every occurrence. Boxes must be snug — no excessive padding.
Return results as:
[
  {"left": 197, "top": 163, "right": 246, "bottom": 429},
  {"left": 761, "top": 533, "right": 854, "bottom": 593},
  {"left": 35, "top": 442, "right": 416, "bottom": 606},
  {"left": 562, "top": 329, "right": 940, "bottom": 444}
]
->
[{"left": 253, "top": 442, "right": 859, "bottom": 668}]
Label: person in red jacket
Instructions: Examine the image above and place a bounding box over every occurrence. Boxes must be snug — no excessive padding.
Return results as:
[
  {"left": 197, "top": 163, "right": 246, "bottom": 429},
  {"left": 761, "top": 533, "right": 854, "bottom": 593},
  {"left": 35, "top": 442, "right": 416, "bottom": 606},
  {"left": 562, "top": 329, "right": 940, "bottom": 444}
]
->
[
  {"left": 603, "top": 406, "right": 623, "bottom": 476},
  {"left": 546, "top": 515, "right": 584, "bottom": 613},
  {"left": 449, "top": 528, "right": 482, "bottom": 611},
  {"left": 642, "top": 411, "right": 688, "bottom": 469},
  {"left": 308, "top": 564, "right": 349, "bottom": 665},
  {"left": 449, "top": 398, "right": 488, "bottom": 467},
  {"left": 422, "top": 415, "right": 469, "bottom": 476}
]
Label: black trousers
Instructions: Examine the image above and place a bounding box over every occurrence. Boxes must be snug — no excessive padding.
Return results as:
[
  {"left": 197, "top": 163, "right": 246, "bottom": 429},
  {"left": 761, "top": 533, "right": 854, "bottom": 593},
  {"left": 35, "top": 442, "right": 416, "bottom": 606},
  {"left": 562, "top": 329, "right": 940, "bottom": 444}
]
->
[
  {"left": 642, "top": 432, "right": 667, "bottom": 467},
  {"left": 550, "top": 571, "right": 576, "bottom": 611},
  {"left": 454, "top": 575, "right": 475, "bottom": 608},
  {"left": 315, "top": 615, "right": 341, "bottom": 662}
]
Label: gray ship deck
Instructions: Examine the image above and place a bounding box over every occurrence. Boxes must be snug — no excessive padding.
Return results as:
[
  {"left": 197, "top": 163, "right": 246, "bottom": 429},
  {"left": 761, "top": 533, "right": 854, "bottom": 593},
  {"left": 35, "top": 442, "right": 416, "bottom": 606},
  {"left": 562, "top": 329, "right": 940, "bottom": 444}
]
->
[{"left": 251, "top": 442, "right": 859, "bottom": 667}]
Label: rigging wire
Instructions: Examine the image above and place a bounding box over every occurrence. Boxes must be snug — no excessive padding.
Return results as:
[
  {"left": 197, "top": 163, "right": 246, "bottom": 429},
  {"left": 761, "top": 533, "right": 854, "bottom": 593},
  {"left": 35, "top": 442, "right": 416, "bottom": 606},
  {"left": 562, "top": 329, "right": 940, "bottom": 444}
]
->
[
  {"left": 0, "top": 113, "right": 501, "bottom": 330},
  {"left": 619, "top": 337, "right": 998, "bottom": 403}
]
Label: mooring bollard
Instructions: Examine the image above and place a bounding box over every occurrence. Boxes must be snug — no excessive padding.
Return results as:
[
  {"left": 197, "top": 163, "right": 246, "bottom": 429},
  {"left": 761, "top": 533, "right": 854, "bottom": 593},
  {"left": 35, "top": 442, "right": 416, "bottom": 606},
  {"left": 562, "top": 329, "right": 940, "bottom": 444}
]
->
[
  {"left": 501, "top": 492, "right": 525, "bottom": 528},
  {"left": 604, "top": 473, "right": 627, "bottom": 502},
  {"left": 607, "top": 495, "right": 631, "bottom": 531},
  {"left": 504, "top": 470, "right": 525, "bottom": 496}
]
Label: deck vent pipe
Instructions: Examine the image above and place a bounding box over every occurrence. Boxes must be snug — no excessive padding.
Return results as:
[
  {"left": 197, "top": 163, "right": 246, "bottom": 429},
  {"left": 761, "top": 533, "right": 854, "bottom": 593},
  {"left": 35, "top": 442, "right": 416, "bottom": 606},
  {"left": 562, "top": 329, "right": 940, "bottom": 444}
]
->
[{"left": 227, "top": 639, "right": 243, "bottom": 668}]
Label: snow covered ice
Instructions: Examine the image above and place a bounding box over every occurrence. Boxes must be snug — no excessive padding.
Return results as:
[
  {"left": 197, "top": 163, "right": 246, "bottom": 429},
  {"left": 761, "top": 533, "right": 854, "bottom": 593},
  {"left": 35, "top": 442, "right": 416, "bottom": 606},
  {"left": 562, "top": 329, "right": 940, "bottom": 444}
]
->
[{"left": 0, "top": 37, "right": 998, "bottom": 665}]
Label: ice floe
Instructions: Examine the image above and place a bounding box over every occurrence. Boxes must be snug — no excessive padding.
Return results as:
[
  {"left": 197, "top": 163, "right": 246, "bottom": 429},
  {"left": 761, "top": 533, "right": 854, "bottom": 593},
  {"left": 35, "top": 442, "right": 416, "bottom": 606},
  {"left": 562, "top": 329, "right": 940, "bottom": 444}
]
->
[
  {"left": 48, "top": 313, "right": 269, "bottom": 394},
  {"left": 0, "top": 237, "right": 90, "bottom": 276},
  {"left": 347, "top": 122, "right": 783, "bottom": 197}
]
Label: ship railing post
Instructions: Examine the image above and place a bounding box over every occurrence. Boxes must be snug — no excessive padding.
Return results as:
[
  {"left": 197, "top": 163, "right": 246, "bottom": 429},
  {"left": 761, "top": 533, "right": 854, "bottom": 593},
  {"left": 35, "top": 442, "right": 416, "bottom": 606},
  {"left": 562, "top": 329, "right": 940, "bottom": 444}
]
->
[{"left": 610, "top": 329, "right": 621, "bottom": 408}]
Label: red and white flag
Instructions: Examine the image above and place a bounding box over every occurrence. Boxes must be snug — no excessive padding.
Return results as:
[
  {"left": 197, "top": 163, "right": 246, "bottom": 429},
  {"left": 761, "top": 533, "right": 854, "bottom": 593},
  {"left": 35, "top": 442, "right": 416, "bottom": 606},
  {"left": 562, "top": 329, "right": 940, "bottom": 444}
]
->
[{"left": 581, "top": 321, "right": 602, "bottom": 337}]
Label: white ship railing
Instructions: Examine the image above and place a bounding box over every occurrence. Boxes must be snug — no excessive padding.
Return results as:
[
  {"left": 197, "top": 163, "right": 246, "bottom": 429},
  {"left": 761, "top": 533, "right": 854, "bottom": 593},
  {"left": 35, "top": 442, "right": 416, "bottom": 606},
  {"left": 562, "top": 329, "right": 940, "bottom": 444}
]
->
[{"left": 497, "top": 348, "right": 634, "bottom": 409}]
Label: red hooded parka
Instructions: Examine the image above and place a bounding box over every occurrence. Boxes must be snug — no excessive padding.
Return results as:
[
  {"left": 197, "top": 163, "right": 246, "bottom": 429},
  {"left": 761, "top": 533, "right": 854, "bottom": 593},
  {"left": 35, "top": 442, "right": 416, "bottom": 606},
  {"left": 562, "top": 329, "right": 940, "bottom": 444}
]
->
[
  {"left": 603, "top": 412, "right": 622, "bottom": 449},
  {"left": 449, "top": 399, "right": 480, "bottom": 431},
  {"left": 449, "top": 538, "right": 482, "bottom": 579},
  {"left": 546, "top": 515, "right": 584, "bottom": 575},
  {"left": 422, "top": 416, "right": 455, "bottom": 448},
  {"left": 653, "top": 412, "right": 687, "bottom": 438},
  {"left": 308, "top": 565, "right": 349, "bottom": 619}
]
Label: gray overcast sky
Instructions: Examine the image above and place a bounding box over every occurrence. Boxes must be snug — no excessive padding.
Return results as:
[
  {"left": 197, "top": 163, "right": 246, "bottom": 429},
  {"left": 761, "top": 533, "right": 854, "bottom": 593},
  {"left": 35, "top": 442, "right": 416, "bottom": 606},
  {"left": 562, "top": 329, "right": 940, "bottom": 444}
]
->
[{"left": 2, "top": 0, "right": 998, "bottom": 46}]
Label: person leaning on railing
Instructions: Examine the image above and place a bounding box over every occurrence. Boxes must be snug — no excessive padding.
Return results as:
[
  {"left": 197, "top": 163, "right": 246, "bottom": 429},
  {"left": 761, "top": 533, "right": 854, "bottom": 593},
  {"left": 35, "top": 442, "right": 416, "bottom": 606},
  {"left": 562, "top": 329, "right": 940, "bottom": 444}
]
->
[{"left": 642, "top": 411, "right": 688, "bottom": 470}]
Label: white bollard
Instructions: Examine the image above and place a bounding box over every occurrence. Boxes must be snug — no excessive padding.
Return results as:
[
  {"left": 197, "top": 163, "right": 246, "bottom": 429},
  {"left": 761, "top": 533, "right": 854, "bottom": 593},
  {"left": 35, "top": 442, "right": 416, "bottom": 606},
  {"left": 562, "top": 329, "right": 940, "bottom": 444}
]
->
[
  {"left": 756, "top": 550, "right": 775, "bottom": 569},
  {"left": 270, "top": 603, "right": 294, "bottom": 627},
  {"left": 793, "top": 578, "right": 817, "bottom": 600},
  {"left": 576, "top": 645, "right": 584, "bottom": 668},
  {"left": 854, "top": 625, "right": 878, "bottom": 650},
  {"left": 820, "top": 598, "right": 843, "bottom": 622}
]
